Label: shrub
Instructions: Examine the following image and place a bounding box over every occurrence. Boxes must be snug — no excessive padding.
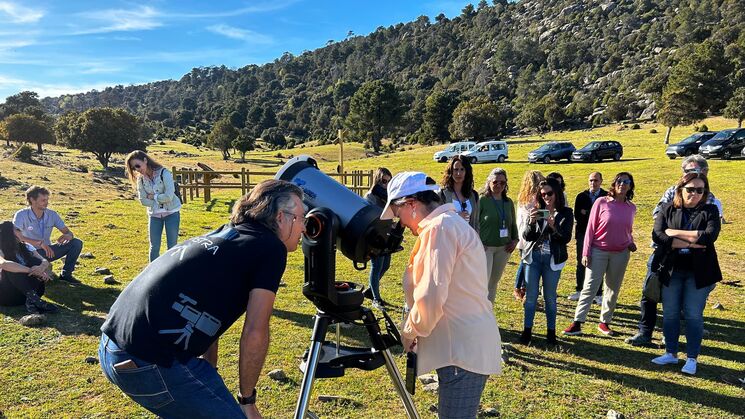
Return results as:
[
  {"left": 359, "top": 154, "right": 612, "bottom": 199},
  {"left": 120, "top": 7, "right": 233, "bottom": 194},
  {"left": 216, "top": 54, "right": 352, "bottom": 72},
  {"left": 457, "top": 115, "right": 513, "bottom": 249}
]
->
[
  {"left": 650, "top": 128, "right": 658, "bottom": 134},
  {"left": 12, "top": 144, "right": 34, "bottom": 162},
  {"left": 631, "top": 123, "right": 641, "bottom": 129},
  {"left": 698, "top": 124, "right": 709, "bottom": 132}
]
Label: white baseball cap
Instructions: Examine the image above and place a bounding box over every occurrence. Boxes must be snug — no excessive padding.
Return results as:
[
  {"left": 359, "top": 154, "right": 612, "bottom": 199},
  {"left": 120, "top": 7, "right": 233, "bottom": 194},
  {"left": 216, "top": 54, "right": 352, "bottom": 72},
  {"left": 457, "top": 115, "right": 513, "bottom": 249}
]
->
[{"left": 380, "top": 171, "right": 439, "bottom": 220}]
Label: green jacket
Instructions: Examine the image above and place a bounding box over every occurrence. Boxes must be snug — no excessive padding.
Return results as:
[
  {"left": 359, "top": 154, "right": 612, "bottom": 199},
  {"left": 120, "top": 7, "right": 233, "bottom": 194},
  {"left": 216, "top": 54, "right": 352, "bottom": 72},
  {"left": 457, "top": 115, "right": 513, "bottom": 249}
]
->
[{"left": 478, "top": 195, "right": 518, "bottom": 247}]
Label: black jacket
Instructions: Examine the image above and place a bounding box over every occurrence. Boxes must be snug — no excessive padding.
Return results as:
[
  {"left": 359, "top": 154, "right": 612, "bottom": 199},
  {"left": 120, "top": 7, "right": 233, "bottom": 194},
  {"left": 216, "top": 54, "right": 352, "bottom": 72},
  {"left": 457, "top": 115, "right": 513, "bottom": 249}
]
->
[
  {"left": 523, "top": 206, "right": 574, "bottom": 265},
  {"left": 652, "top": 202, "right": 722, "bottom": 289},
  {"left": 574, "top": 188, "right": 608, "bottom": 236},
  {"left": 364, "top": 184, "right": 387, "bottom": 209}
]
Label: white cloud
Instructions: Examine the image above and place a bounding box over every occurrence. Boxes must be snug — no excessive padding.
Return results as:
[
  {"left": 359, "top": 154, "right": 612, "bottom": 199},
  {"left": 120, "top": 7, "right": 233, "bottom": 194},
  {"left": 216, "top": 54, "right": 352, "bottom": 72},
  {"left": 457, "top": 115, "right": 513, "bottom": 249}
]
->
[
  {"left": 72, "top": 5, "right": 162, "bottom": 35},
  {"left": 172, "top": 0, "right": 300, "bottom": 19},
  {"left": 0, "top": 2, "right": 44, "bottom": 23},
  {"left": 207, "top": 24, "right": 272, "bottom": 44},
  {"left": 0, "top": 75, "right": 118, "bottom": 99}
]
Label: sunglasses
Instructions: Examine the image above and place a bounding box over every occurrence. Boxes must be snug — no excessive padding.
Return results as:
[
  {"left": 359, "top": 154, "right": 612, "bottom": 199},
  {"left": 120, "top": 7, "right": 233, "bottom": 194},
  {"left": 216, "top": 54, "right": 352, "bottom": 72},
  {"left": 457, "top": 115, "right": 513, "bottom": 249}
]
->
[
  {"left": 683, "top": 186, "right": 705, "bottom": 195},
  {"left": 684, "top": 168, "right": 701, "bottom": 174},
  {"left": 491, "top": 180, "right": 507, "bottom": 186},
  {"left": 541, "top": 191, "right": 554, "bottom": 198},
  {"left": 617, "top": 179, "right": 632, "bottom": 185}
]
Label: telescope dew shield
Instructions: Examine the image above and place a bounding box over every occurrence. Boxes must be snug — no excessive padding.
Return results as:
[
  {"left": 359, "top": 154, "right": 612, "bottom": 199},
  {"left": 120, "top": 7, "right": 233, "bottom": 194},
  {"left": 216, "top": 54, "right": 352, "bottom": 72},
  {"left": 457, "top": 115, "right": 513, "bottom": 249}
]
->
[{"left": 275, "top": 155, "right": 393, "bottom": 264}]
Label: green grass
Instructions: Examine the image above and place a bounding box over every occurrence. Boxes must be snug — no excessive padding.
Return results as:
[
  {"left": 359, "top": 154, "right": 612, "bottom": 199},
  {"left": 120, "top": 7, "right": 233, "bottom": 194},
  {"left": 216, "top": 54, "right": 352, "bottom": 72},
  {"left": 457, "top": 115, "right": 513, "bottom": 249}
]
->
[{"left": 1, "top": 117, "right": 744, "bottom": 418}]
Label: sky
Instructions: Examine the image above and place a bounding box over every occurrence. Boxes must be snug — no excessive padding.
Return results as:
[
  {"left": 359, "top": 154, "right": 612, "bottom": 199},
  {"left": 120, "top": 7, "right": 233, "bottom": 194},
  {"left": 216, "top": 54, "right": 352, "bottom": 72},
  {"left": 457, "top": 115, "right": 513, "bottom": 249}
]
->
[{"left": 0, "top": 0, "right": 471, "bottom": 102}]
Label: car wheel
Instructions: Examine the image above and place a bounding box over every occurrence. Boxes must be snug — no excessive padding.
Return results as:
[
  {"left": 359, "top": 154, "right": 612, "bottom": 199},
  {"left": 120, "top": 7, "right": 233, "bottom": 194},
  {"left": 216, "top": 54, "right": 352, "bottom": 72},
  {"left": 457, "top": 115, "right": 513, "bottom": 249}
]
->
[
  {"left": 543, "top": 155, "right": 550, "bottom": 164},
  {"left": 470, "top": 157, "right": 478, "bottom": 164},
  {"left": 497, "top": 155, "right": 506, "bottom": 163},
  {"left": 591, "top": 153, "right": 598, "bottom": 163},
  {"left": 668, "top": 155, "right": 676, "bottom": 160},
  {"left": 685, "top": 149, "right": 693, "bottom": 156},
  {"left": 723, "top": 150, "right": 732, "bottom": 159},
  {"left": 439, "top": 157, "right": 447, "bottom": 163},
  {"left": 613, "top": 152, "right": 621, "bottom": 161}
]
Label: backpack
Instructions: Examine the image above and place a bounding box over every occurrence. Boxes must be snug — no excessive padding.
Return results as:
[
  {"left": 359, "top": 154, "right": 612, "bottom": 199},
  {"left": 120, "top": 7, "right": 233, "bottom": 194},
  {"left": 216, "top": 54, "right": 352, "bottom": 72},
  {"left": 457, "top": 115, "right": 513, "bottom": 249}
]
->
[{"left": 160, "top": 168, "right": 182, "bottom": 203}]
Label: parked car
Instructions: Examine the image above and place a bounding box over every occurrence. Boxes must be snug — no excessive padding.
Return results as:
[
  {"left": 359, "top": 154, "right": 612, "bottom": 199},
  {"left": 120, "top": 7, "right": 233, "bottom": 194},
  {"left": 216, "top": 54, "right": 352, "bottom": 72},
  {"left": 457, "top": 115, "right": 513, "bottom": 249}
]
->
[
  {"left": 571, "top": 140, "right": 623, "bottom": 162},
  {"left": 462, "top": 140, "right": 508, "bottom": 163},
  {"left": 699, "top": 128, "right": 745, "bottom": 159},
  {"left": 528, "top": 141, "right": 576, "bottom": 163},
  {"left": 665, "top": 132, "right": 717, "bottom": 159},
  {"left": 433, "top": 141, "right": 477, "bottom": 162}
]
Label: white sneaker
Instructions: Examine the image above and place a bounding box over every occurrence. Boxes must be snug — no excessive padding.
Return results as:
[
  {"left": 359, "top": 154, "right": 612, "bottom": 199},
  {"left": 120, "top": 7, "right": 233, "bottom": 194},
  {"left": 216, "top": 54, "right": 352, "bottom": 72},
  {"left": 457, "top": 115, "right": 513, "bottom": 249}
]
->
[
  {"left": 593, "top": 296, "right": 603, "bottom": 305},
  {"left": 567, "top": 292, "right": 580, "bottom": 301},
  {"left": 651, "top": 352, "right": 680, "bottom": 365},
  {"left": 681, "top": 358, "right": 697, "bottom": 375}
]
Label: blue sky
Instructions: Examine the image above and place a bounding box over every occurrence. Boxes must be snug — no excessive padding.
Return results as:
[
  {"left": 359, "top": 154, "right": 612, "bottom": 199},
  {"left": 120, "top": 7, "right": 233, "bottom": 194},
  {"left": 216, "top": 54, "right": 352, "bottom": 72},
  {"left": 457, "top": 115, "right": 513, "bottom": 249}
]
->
[{"left": 0, "top": 0, "right": 470, "bottom": 102}]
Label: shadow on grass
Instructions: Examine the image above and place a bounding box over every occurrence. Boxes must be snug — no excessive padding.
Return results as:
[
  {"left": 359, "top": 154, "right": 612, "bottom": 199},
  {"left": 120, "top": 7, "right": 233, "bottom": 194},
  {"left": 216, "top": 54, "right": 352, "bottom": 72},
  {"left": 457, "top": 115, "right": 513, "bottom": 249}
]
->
[
  {"left": 0, "top": 280, "right": 118, "bottom": 336},
  {"left": 508, "top": 343, "right": 745, "bottom": 416}
]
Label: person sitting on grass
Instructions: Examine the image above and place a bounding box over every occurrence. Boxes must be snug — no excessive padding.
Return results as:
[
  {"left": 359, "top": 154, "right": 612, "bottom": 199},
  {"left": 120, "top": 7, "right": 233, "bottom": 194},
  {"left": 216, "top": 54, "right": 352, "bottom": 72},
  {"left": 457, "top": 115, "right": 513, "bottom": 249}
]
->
[
  {"left": 0, "top": 221, "right": 58, "bottom": 314},
  {"left": 13, "top": 185, "right": 84, "bottom": 284}
]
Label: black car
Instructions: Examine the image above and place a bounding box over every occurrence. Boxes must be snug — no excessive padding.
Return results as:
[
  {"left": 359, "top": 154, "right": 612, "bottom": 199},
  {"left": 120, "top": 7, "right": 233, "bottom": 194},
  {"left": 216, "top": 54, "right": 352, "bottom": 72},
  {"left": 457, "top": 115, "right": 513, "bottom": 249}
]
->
[
  {"left": 665, "top": 132, "right": 717, "bottom": 159},
  {"left": 528, "top": 142, "right": 576, "bottom": 163},
  {"left": 571, "top": 140, "right": 623, "bottom": 162},
  {"left": 699, "top": 128, "right": 745, "bottom": 159}
]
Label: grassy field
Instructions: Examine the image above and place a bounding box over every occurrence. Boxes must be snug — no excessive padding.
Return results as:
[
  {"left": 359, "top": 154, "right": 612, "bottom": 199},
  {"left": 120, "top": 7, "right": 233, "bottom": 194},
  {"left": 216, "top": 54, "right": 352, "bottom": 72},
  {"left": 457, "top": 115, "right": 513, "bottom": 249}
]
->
[{"left": 0, "top": 117, "right": 743, "bottom": 418}]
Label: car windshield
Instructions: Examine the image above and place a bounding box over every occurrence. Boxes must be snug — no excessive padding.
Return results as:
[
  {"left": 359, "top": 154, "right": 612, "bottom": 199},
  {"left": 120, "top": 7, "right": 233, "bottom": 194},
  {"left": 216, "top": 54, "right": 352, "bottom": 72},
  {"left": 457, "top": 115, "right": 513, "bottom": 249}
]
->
[
  {"left": 706, "top": 130, "right": 736, "bottom": 144},
  {"left": 536, "top": 144, "right": 556, "bottom": 152},
  {"left": 678, "top": 135, "right": 700, "bottom": 145},
  {"left": 579, "top": 142, "right": 601, "bottom": 151}
]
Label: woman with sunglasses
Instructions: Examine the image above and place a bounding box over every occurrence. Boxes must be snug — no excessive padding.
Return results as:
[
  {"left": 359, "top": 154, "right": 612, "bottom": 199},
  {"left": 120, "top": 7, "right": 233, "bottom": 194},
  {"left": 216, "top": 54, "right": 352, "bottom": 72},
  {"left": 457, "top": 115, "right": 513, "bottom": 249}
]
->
[
  {"left": 0, "top": 221, "right": 58, "bottom": 313},
  {"left": 438, "top": 155, "right": 480, "bottom": 233},
  {"left": 564, "top": 172, "right": 637, "bottom": 337},
  {"left": 125, "top": 150, "right": 182, "bottom": 262},
  {"left": 650, "top": 173, "right": 721, "bottom": 375},
  {"left": 381, "top": 172, "right": 501, "bottom": 419},
  {"left": 479, "top": 168, "right": 518, "bottom": 303},
  {"left": 364, "top": 167, "right": 393, "bottom": 307},
  {"left": 519, "top": 177, "right": 573, "bottom": 345},
  {"left": 513, "top": 170, "right": 545, "bottom": 301}
]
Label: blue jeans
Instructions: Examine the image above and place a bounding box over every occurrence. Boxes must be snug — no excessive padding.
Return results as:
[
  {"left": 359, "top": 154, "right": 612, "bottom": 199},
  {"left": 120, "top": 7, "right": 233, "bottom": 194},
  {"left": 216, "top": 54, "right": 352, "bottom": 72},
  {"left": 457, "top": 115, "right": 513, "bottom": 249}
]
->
[
  {"left": 523, "top": 249, "right": 562, "bottom": 330},
  {"left": 36, "top": 238, "right": 83, "bottom": 276},
  {"left": 436, "top": 366, "right": 488, "bottom": 419},
  {"left": 149, "top": 212, "right": 180, "bottom": 262},
  {"left": 98, "top": 334, "right": 244, "bottom": 419},
  {"left": 662, "top": 270, "right": 714, "bottom": 358},
  {"left": 514, "top": 259, "right": 525, "bottom": 289},
  {"left": 368, "top": 254, "right": 391, "bottom": 301}
]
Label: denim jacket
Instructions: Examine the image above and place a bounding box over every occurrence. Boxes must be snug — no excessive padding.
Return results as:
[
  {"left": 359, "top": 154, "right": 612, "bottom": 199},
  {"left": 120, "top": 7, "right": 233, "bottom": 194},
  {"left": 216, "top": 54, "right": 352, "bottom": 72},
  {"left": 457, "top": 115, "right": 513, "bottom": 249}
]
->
[{"left": 137, "top": 167, "right": 182, "bottom": 215}]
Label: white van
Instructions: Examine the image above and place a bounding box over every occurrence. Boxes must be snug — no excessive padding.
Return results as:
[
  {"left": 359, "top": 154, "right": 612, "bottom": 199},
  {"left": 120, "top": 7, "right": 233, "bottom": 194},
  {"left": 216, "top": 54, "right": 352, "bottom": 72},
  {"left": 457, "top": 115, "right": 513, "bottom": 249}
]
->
[
  {"left": 462, "top": 140, "right": 508, "bottom": 163},
  {"left": 433, "top": 141, "right": 477, "bottom": 162}
]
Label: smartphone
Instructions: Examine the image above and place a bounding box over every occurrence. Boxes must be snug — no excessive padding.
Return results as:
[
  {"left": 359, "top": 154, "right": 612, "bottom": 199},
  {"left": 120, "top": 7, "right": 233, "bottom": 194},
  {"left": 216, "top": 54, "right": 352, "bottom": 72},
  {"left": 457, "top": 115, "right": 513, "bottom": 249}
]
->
[
  {"left": 537, "top": 209, "right": 550, "bottom": 219},
  {"left": 405, "top": 352, "right": 417, "bottom": 395}
]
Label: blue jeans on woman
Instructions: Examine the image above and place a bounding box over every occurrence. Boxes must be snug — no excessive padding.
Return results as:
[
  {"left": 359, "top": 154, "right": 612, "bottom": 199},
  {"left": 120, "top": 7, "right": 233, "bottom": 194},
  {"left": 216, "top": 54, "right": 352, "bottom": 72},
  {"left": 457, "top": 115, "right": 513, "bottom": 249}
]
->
[
  {"left": 368, "top": 254, "right": 391, "bottom": 301},
  {"left": 99, "top": 334, "right": 245, "bottom": 419},
  {"left": 524, "top": 248, "right": 562, "bottom": 330},
  {"left": 436, "top": 365, "right": 488, "bottom": 419},
  {"left": 662, "top": 270, "right": 714, "bottom": 359},
  {"left": 149, "top": 212, "right": 180, "bottom": 262}
]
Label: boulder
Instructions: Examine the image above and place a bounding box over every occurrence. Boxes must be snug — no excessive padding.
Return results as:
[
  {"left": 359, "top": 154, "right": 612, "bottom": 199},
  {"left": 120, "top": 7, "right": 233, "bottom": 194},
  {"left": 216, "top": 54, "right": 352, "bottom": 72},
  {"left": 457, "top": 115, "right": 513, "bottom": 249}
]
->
[
  {"left": 80, "top": 252, "right": 95, "bottom": 259},
  {"left": 103, "top": 275, "right": 117, "bottom": 285},
  {"left": 423, "top": 382, "right": 439, "bottom": 392},
  {"left": 94, "top": 267, "right": 111, "bottom": 275},
  {"left": 84, "top": 356, "right": 99, "bottom": 365},
  {"left": 418, "top": 374, "right": 438, "bottom": 385},
  {"left": 267, "top": 369, "right": 287, "bottom": 382},
  {"left": 19, "top": 314, "right": 46, "bottom": 327}
]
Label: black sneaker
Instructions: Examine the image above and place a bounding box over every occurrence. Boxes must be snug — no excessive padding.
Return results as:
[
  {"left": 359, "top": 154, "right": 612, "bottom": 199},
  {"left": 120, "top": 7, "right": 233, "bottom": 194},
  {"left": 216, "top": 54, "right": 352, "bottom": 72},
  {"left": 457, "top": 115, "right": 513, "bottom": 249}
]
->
[
  {"left": 625, "top": 333, "right": 653, "bottom": 346},
  {"left": 59, "top": 273, "right": 81, "bottom": 284},
  {"left": 25, "top": 291, "right": 59, "bottom": 313}
]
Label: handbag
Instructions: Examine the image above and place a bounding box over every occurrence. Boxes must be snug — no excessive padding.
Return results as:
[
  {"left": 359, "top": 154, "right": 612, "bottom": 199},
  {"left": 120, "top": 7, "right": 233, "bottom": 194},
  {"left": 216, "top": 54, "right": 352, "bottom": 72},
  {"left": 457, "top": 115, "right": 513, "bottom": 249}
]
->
[{"left": 643, "top": 250, "right": 669, "bottom": 302}]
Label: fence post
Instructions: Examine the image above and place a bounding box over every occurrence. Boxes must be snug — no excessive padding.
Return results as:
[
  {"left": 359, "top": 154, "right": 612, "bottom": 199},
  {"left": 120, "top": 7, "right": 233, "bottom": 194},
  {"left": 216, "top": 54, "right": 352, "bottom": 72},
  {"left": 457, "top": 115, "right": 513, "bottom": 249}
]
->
[
  {"left": 241, "top": 168, "right": 246, "bottom": 196},
  {"left": 204, "top": 173, "right": 211, "bottom": 203}
]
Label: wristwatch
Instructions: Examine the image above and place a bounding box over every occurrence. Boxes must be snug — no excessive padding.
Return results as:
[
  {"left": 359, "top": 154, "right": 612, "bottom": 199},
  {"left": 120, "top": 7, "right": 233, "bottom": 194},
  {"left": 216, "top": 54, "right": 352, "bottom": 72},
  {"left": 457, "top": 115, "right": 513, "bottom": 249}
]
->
[{"left": 236, "top": 388, "right": 256, "bottom": 405}]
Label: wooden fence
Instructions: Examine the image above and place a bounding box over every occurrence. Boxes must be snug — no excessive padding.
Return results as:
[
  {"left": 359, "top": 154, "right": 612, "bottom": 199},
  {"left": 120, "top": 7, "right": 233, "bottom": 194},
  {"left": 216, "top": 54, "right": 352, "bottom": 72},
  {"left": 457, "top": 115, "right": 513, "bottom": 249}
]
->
[{"left": 173, "top": 167, "right": 373, "bottom": 203}]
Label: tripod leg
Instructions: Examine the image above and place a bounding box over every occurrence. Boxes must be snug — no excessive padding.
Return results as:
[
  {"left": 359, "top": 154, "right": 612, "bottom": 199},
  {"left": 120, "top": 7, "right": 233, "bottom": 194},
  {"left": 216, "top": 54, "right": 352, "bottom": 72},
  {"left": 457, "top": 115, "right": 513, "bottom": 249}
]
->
[
  {"left": 294, "top": 315, "right": 330, "bottom": 419},
  {"left": 381, "top": 349, "right": 420, "bottom": 419}
]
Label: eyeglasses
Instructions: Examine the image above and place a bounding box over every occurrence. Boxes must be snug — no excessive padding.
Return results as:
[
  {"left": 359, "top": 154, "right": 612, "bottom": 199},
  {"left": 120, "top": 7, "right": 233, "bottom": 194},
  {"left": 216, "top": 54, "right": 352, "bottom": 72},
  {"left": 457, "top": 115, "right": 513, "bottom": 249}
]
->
[
  {"left": 491, "top": 181, "right": 507, "bottom": 186},
  {"left": 683, "top": 186, "right": 705, "bottom": 195},
  {"left": 684, "top": 168, "right": 701, "bottom": 174},
  {"left": 541, "top": 191, "right": 554, "bottom": 198},
  {"left": 282, "top": 211, "right": 299, "bottom": 223},
  {"left": 617, "top": 179, "right": 632, "bottom": 185}
]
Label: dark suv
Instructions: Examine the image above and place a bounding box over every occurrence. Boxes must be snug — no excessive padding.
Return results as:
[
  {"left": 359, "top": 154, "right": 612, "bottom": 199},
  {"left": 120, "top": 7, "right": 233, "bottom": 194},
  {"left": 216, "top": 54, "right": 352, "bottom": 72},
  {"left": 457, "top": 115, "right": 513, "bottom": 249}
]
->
[
  {"left": 699, "top": 128, "right": 745, "bottom": 159},
  {"left": 528, "top": 142, "right": 576, "bottom": 163},
  {"left": 571, "top": 140, "right": 623, "bottom": 162},
  {"left": 665, "top": 132, "right": 717, "bottom": 159}
]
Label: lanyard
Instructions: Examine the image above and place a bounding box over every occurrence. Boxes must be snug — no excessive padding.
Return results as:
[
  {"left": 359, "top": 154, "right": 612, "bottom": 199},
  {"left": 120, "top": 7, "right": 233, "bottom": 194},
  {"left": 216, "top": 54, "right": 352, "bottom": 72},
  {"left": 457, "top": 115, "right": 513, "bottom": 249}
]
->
[{"left": 491, "top": 197, "right": 507, "bottom": 228}]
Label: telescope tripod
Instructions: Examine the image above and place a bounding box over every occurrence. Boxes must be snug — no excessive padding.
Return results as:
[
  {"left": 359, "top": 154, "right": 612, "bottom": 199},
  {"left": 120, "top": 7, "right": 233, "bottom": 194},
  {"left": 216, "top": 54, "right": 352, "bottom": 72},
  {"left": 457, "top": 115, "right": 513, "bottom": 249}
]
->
[{"left": 293, "top": 305, "right": 419, "bottom": 419}]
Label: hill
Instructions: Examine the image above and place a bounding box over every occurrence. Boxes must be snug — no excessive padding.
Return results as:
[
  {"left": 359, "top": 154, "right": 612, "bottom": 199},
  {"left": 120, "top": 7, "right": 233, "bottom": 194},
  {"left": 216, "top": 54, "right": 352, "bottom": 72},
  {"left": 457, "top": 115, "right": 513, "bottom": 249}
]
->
[{"left": 38, "top": 0, "right": 745, "bottom": 143}]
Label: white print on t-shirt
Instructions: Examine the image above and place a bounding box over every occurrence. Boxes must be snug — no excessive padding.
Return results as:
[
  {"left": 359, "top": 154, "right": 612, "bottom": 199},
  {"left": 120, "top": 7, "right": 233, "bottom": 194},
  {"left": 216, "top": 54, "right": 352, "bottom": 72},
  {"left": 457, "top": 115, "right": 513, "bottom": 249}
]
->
[
  {"left": 168, "top": 237, "right": 220, "bottom": 261},
  {"left": 158, "top": 293, "right": 222, "bottom": 351}
]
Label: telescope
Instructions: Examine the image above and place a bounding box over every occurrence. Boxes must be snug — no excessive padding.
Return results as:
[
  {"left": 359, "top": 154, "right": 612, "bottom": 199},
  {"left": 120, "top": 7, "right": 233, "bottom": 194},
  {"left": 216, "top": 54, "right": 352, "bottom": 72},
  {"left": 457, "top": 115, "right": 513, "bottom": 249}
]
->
[{"left": 275, "top": 156, "right": 419, "bottom": 418}]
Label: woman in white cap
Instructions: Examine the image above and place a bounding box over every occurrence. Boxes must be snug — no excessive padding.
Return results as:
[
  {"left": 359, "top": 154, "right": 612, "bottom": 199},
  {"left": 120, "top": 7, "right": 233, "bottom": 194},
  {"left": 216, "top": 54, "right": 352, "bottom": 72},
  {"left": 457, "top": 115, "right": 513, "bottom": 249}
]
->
[{"left": 381, "top": 171, "right": 501, "bottom": 419}]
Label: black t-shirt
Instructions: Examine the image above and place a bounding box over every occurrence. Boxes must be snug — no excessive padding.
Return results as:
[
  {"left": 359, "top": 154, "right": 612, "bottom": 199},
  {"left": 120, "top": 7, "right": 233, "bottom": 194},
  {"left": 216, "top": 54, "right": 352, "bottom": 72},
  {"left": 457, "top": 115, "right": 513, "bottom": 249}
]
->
[{"left": 101, "top": 220, "right": 287, "bottom": 366}]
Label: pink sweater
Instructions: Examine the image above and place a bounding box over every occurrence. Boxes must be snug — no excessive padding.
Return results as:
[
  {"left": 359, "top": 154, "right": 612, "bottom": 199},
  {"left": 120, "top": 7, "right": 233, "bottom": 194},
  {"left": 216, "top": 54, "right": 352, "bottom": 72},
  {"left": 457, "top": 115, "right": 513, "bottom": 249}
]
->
[{"left": 583, "top": 197, "right": 636, "bottom": 257}]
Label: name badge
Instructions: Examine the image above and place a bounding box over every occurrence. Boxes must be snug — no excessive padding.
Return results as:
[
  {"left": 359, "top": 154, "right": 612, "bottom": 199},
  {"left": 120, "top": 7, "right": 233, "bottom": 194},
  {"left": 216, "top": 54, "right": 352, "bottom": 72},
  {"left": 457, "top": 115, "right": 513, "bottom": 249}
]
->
[{"left": 500, "top": 228, "right": 509, "bottom": 238}]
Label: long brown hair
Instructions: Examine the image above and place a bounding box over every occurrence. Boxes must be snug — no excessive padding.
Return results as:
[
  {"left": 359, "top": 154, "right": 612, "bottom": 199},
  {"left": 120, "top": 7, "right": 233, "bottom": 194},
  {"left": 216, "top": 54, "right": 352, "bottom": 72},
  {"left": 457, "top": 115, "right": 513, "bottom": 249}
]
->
[
  {"left": 125, "top": 150, "right": 163, "bottom": 189},
  {"left": 440, "top": 155, "right": 474, "bottom": 199},
  {"left": 673, "top": 172, "right": 710, "bottom": 209}
]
